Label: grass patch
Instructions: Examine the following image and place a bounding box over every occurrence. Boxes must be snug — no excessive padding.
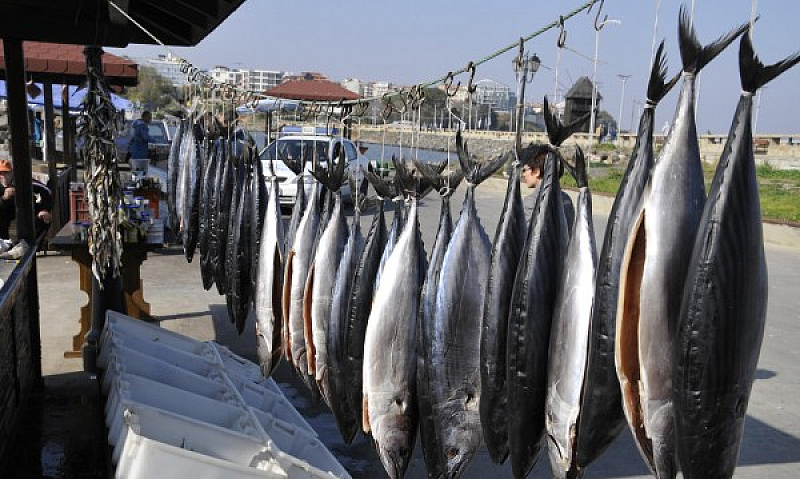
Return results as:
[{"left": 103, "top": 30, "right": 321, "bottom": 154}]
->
[{"left": 567, "top": 160, "right": 800, "bottom": 223}]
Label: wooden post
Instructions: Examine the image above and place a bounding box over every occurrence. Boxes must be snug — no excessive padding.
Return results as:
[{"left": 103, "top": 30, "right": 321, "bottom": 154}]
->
[
  {"left": 43, "top": 81, "right": 60, "bottom": 239},
  {"left": 61, "top": 85, "right": 76, "bottom": 182},
  {"left": 3, "top": 38, "right": 42, "bottom": 386}
]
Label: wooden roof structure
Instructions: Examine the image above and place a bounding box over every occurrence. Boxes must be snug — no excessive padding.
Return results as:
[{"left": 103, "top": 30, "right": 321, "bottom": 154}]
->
[
  {"left": 267, "top": 79, "right": 361, "bottom": 102},
  {"left": 0, "top": 0, "right": 248, "bottom": 47},
  {"left": 0, "top": 41, "right": 138, "bottom": 86}
]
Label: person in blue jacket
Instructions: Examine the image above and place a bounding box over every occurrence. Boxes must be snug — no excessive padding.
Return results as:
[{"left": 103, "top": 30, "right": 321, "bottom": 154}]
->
[{"left": 129, "top": 110, "right": 152, "bottom": 162}]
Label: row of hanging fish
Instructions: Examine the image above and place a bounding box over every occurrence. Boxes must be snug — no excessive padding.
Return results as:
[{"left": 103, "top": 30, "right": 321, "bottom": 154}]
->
[{"left": 163, "top": 9, "right": 797, "bottom": 478}]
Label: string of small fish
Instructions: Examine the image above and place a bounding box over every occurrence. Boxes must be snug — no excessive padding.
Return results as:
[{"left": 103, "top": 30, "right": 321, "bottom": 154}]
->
[{"left": 121, "top": 1, "right": 799, "bottom": 478}]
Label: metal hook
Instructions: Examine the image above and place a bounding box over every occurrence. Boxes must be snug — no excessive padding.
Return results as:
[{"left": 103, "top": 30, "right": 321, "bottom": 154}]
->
[
  {"left": 465, "top": 61, "right": 477, "bottom": 94},
  {"left": 443, "top": 71, "right": 461, "bottom": 97},
  {"left": 557, "top": 15, "right": 567, "bottom": 48},
  {"left": 593, "top": 0, "right": 608, "bottom": 31}
]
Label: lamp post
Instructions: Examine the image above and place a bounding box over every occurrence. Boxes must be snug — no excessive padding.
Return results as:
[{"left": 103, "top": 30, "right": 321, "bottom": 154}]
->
[
  {"left": 617, "top": 74, "right": 631, "bottom": 141},
  {"left": 590, "top": 9, "right": 621, "bottom": 141},
  {"left": 513, "top": 44, "right": 540, "bottom": 150}
]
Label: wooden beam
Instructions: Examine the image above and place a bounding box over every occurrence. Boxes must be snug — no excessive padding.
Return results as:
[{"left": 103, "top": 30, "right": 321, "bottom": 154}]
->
[{"left": 2, "top": 38, "right": 42, "bottom": 385}]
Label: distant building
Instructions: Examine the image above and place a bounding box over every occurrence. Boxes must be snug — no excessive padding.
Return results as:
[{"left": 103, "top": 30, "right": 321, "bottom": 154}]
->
[
  {"left": 370, "top": 81, "right": 394, "bottom": 98},
  {"left": 209, "top": 65, "right": 284, "bottom": 92},
  {"left": 473, "top": 79, "right": 512, "bottom": 110},
  {"left": 564, "top": 76, "right": 601, "bottom": 132},
  {"left": 134, "top": 54, "right": 188, "bottom": 87},
  {"left": 282, "top": 71, "right": 328, "bottom": 83}
]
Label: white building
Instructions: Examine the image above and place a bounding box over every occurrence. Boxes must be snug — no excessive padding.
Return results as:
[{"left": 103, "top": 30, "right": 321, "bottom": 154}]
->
[
  {"left": 209, "top": 66, "right": 285, "bottom": 92},
  {"left": 473, "top": 79, "right": 512, "bottom": 110},
  {"left": 135, "top": 54, "right": 188, "bottom": 87}
]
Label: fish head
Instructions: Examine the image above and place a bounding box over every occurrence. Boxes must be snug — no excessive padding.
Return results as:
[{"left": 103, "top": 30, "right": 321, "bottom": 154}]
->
[
  {"left": 440, "top": 395, "right": 482, "bottom": 478},
  {"left": 369, "top": 392, "right": 416, "bottom": 478}
]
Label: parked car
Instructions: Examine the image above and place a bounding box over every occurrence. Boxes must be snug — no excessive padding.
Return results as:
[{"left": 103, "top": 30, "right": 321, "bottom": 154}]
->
[
  {"left": 115, "top": 119, "right": 172, "bottom": 164},
  {"left": 259, "top": 128, "right": 373, "bottom": 207}
]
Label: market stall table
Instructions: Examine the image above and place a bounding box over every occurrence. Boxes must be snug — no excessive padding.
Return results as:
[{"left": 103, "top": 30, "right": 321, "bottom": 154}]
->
[{"left": 50, "top": 219, "right": 164, "bottom": 358}]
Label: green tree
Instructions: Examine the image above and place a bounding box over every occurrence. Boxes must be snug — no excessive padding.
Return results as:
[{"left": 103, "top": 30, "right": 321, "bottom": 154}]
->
[{"left": 123, "top": 66, "right": 179, "bottom": 113}]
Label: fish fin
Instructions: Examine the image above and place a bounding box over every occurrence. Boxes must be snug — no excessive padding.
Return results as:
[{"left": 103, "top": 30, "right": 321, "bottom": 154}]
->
[
  {"left": 366, "top": 167, "right": 395, "bottom": 199},
  {"left": 544, "top": 96, "right": 590, "bottom": 147},
  {"left": 282, "top": 251, "right": 295, "bottom": 361},
  {"left": 455, "top": 130, "right": 509, "bottom": 185},
  {"left": 431, "top": 158, "right": 449, "bottom": 174},
  {"left": 739, "top": 32, "right": 800, "bottom": 93},
  {"left": 569, "top": 146, "right": 588, "bottom": 189},
  {"left": 304, "top": 264, "right": 317, "bottom": 376},
  {"left": 647, "top": 41, "right": 681, "bottom": 105},
  {"left": 362, "top": 395, "right": 371, "bottom": 433},
  {"left": 678, "top": 6, "right": 749, "bottom": 74}
]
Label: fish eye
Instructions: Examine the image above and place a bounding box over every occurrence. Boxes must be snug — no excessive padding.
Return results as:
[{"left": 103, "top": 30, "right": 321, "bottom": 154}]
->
[{"left": 447, "top": 447, "right": 459, "bottom": 460}]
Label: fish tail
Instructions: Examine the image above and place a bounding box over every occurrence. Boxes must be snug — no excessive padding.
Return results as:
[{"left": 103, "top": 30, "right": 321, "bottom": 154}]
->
[
  {"left": 456, "top": 130, "right": 511, "bottom": 185},
  {"left": 571, "top": 146, "right": 588, "bottom": 189},
  {"left": 544, "top": 96, "right": 590, "bottom": 147},
  {"left": 412, "top": 158, "right": 464, "bottom": 198},
  {"left": 678, "top": 6, "right": 749, "bottom": 74},
  {"left": 647, "top": 41, "right": 681, "bottom": 105},
  {"left": 739, "top": 32, "right": 800, "bottom": 93},
  {"left": 366, "top": 162, "right": 396, "bottom": 198}
]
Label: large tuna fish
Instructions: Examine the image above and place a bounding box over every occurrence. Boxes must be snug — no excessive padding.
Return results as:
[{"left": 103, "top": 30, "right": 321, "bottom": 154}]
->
[
  {"left": 167, "top": 119, "right": 185, "bottom": 234},
  {"left": 505, "top": 98, "right": 585, "bottom": 479},
  {"left": 674, "top": 34, "right": 798, "bottom": 479},
  {"left": 327, "top": 173, "right": 368, "bottom": 444},
  {"left": 424, "top": 133, "right": 508, "bottom": 479},
  {"left": 198, "top": 141, "right": 219, "bottom": 290},
  {"left": 228, "top": 150, "right": 255, "bottom": 334},
  {"left": 341, "top": 168, "right": 390, "bottom": 434},
  {"left": 213, "top": 141, "right": 234, "bottom": 295},
  {"left": 575, "top": 42, "right": 679, "bottom": 470},
  {"left": 478, "top": 148, "right": 526, "bottom": 465},
  {"left": 183, "top": 132, "right": 204, "bottom": 262},
  {"left": 283, "top": 175, "right": 322, "bottom": 398},
  {"left": 305, "top": 149, "right": 349, "bottom": 405},
  {"left": 615, "top": 11, "right": 747, "bottom": 478},
  {"left": 362, "top": 160, "right": 426, "bottom": 479},
  {"left": 545, "top": 146, "right": 596, "bottom": 479},
  {"left": 281, "top": 143, "right": 309, "bottom": 253},
  {"left": 414, "top": 159, "right": 464, "bottom": 478},
  {"left": 254, "top": 158, "right": 287, "bottom": 377},
  {"left": 374, "top": 157, "right": 406, "bottom": 292}
]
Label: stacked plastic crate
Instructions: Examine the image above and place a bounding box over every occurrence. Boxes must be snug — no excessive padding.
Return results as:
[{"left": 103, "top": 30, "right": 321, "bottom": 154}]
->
[{"left": 98, "top": 311, "right": 351, "bottom": 479}]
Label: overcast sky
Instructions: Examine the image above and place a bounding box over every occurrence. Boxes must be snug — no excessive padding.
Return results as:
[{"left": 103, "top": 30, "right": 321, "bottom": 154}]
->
[{"left": 108, "top": 0, "right": 800, "bottom": 134}]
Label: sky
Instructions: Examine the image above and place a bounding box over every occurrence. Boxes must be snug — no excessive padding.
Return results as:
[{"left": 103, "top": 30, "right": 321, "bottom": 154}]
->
[{"left": 108, "top": 0, "right": 800, "bottom": 134}]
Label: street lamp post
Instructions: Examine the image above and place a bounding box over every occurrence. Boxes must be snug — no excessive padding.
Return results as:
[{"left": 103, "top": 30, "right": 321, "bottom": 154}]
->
[
  {"left": 513, "top": 42, "right": 540, "bottom": 151},
  {"left": 590, "top": 5, "right": 621, "bottom": 142},
  {"left": 617, "top": 74, "right": 631, "bottom": 141}
]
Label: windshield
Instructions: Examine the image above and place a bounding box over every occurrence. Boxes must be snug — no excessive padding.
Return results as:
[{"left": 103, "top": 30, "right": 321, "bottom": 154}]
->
[
  {"left": 261, "top": 139, "right": 329, "bottom": 163},
  {"left": 120, "top": 120, "right": 168, "bottom": 141}
]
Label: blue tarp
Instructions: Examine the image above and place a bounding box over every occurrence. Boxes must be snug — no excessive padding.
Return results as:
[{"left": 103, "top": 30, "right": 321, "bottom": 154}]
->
[{"left": 0, "top": 81, "right": 132, "bottom": 113}]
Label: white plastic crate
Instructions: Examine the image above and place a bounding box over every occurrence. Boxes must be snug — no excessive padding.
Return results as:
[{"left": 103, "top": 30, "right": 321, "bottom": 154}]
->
[
  {"left": 106, "top": 373, "right": 259, "bottom": 447},
  {"left": 115, "top": 412, "right": 288, "bottom": 479},
  {"left": 100, "top": 345, "right": 221, "bottom": 396},
  {"left": 250, "top": 408, "right": 350, "bottom": 479},
  {"left": 104, "top": 311, "right": 206, "bottom": 353},
  {"left": 98, "top": 334, "right": 218, "bottom": 371},
  {"left": 226, "top": 371, "right": 315, "bottom": 436}
]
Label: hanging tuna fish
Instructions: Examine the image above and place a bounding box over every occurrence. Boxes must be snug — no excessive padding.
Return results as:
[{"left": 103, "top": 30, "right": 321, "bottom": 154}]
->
[
  {"left": 615, "top": 11, "right": 747, "bottom": 478},
  {"left": 362, "top": 159, "right": 427, "bottom": 479},
  {"left": 212, "top": 139, "right": 234, "bottom": 295},
  {"left": 167, "top": 119, "right": 185, "bottom": 235},
  {"left": 674, "top": 33, "right": 798, "bottom": 479},
  {"left": 198, "top": 140, "right": 219, "bottom": 290},
  {"left": 414, "top": 159, "right": 464, "bottom": 478},
  {"left": 545, "top": 146, "right": 597, "bottom": 479},
  {"left": 573, "top": 41, "right": 679, "bottom": 474},
  {"left": 255, "top": 158, "right": 287, "bottom": 377},
  {"left": 505, "top": 98, "right": 587, "bottom": 479}
]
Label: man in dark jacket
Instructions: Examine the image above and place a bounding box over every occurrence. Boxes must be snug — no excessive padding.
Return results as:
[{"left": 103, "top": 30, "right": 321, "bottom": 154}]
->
[{"left": 0, "top": 159, "right": 53, "bottom": 240}]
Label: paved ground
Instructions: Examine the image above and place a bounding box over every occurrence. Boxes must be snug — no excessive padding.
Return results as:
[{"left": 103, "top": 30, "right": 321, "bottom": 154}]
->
[{"left": 8, "top": 178, "right": 800, "bottom": 478}]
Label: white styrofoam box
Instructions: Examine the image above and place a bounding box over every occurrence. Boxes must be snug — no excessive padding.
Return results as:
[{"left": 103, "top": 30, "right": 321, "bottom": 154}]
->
[
  {"left": 115, "top": 412, "right": 288, "bottom": 479},
  {"left": 98, "top": 333, "right": 218, "bottom": 372},
  {"left": 100, "top": 345, "right": 221, "bottom": 396},
  {"left": 227, "top": 371, "right": 315, "bottom": 436},
  {"left": 112, "top": 404, "right": 282, "bottom": 469},
  {"left": 104, "top": 355, "right": 241, "bottom": 407},
  {"left": 249, "top": 408, "right": 350, "bottom": 479},
  {"left": 106, "top": 373, "right": 260, "bottom": 447},
  {"left": 104, "top": 311, "right": 205, "bottom": 353},
  {"left": 213, "top": 344, "right": 267, "bottom": 384}
]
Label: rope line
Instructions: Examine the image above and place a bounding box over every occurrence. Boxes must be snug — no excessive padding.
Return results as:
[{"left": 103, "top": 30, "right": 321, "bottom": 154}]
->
[{"left": 108, "top": 0, "right": 598, "bottom": 108}]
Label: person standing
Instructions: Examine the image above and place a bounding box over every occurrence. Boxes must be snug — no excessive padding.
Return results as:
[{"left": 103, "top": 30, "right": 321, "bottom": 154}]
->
[
  {"left": 520, "top": 143, "right": 575, "bottom": 234},
  {"left": 129, "top": 110, "right": 152, "bottom": 164}
]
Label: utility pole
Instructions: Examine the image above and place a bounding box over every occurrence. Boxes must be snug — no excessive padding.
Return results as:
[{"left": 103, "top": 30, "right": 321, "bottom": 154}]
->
[{"left": 617, "top": 74, "right": 631, "bottom": 139}]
